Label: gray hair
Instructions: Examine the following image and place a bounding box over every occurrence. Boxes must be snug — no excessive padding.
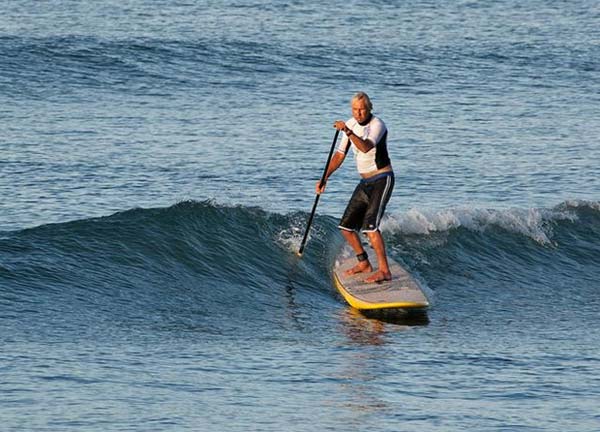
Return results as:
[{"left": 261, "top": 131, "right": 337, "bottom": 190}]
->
[{"left": 351, "top": 92, "right": 373, "bottom": 111}]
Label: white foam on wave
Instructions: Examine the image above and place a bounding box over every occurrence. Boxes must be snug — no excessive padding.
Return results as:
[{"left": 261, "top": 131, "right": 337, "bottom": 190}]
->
[
  {"left": 381, "top": 204, "right": 579, "bottom": 245},
  {"left": 276, "top": 214, "right": 327, "bottom": 255},
  {"left": 277, "top": 224, "right": 303, "bottom": 254}
]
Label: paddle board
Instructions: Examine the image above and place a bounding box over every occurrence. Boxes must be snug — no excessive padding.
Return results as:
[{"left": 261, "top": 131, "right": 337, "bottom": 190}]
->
[{"left": 333, "top": 248, "right": 430, "bottom": 311}]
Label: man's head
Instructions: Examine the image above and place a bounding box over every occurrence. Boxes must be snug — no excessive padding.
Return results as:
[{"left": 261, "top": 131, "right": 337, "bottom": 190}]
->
[{"left": 351, "top": 92, "right": 373, "bottom": 124}]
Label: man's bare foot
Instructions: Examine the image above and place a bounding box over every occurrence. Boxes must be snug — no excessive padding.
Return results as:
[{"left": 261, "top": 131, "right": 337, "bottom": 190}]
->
[
  {"left": 364, "top": 270, "right": 392, "bottom": 284},
  {"left": 345, "top": 260, "right": 373, "bottom": 276}
]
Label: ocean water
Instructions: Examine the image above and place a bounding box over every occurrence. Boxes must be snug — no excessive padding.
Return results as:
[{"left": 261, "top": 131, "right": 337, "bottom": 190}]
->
[{"left": 1, "top": 1, "right": 599, "bottom": 431}]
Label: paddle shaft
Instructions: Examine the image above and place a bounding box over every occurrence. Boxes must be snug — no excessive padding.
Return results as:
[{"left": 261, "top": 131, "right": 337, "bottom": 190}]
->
[{"left": 298, "top": 129, "right": 340, "bottom": 256}]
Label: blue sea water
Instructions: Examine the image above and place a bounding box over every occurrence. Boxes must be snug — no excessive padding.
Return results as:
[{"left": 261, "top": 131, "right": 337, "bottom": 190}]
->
[{"left": 1, "top": 1, "right": 600, "bottom": 431}]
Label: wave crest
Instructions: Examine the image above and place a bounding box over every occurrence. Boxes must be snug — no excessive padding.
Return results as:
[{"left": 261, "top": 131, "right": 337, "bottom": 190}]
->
[{"left": 381, "top": 201, "right": 597, "bottom": 244}]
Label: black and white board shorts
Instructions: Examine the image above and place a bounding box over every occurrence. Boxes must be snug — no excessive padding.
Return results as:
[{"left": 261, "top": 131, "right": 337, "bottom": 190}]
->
[{"left": 338, "top": 172, "right": 394, "bottom": 233}]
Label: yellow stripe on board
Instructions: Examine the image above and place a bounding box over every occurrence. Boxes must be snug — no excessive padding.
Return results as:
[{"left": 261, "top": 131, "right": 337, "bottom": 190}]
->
[{"left": 333, "top": 272, "right": 429, "bottom": 311}]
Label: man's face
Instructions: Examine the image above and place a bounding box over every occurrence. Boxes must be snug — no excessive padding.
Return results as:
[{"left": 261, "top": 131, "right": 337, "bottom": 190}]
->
[{"left": 352, "top": 99, "right": 370, "bottom": 124}]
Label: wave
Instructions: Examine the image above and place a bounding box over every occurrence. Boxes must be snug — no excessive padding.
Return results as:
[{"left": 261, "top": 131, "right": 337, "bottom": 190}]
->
[
  {"left": 0, "top": 34, "right": 294, "bottom": 98},
  {"left": 0, "top": 201, "right": 342, "bottom": 339},
  {"left": 1, "top": 200, "right": 599, "bottom": 335},
  {"left": 3, "top": 29, "right": 597, "bottom": 102},
  {"left": 382, "top": 199, "right": 600, "bottom": 275},
  {"left": 381, "top": 200, "right": 600, "bottom": 325},
  {"left": 383, "top": 199, "right": 600, "bottom": 245}
]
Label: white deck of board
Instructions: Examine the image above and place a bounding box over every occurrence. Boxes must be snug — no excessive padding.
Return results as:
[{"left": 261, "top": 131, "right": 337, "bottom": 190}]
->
[{"left": 333, "top": 250, "right": 429, "bottom": 307}]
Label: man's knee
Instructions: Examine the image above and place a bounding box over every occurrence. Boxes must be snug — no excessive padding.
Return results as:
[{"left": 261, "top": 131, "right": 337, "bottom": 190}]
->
[{"left": 365, "top": 229, "right": 383, "bottom": 243}]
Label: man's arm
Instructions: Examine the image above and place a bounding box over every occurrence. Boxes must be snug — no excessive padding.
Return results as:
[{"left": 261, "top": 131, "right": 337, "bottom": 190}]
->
[
  {"left": 316, "top": 151, "right": 345, "bottom": 194},
  {"left": 333, "top": 121, "right": 374, "bottom": 153}
]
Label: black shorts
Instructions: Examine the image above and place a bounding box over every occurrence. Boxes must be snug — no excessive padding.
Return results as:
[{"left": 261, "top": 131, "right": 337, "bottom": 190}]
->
[{"left": 338, "top": 172, "right": 394, "bottom": 233}]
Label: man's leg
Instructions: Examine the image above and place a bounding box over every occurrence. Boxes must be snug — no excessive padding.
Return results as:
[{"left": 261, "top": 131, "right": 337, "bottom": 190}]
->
[
  {"left": 340, "top": 229, "right": 372, "bottom": 275},
  {"left": 338, "top": 182, "right": 371, "bottom": 276},
  {"left": 364, "top": 230, "right": 392, "bottom": 283},
  {"left": 360, "top": 174, "right": 394, "bottom": 283}
]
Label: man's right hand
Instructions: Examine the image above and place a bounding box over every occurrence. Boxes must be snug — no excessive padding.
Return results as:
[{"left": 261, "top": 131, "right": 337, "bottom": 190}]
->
[{"left": 315, "top": 180, "right": 326, "bottom": 195}]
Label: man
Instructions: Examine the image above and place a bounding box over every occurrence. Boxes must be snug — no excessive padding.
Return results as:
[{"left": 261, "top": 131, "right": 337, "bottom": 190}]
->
[{"left": 316, "top": 92, "right": 394, "bottom": 283}]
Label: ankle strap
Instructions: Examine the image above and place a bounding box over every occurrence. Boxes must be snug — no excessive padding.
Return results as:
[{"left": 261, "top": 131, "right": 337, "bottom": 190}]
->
[{"left": 356, "top": 252, "right": 369, "bottom": 262}]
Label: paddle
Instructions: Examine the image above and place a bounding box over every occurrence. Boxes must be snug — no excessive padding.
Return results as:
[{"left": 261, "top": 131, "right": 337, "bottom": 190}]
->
[{"left": 297, "top": 129, "right": 340, "bottom": 256}]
